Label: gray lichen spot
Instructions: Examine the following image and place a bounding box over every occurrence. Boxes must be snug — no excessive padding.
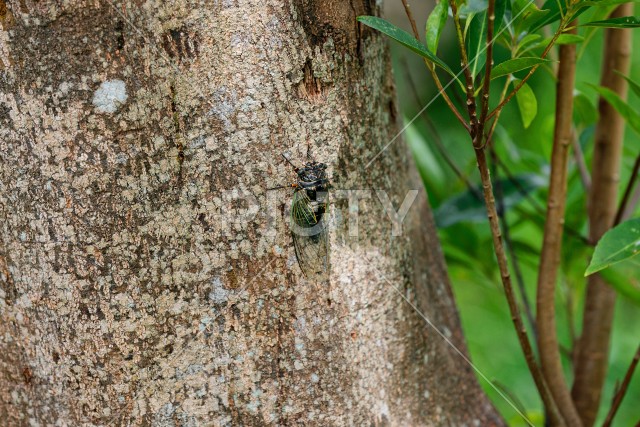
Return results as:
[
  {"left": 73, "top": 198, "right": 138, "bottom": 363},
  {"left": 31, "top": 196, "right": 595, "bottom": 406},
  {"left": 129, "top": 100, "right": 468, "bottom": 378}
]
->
[
  {"left": 247, "top": 388, "right": 263, "bottom": 413},
  {"left": 199, "top": 317, "right": 213, "bottom": 332},
  {"left": 154, "top": 403, "right": 176, "bottom": 426},
  {"left": 208, "top": 87, "right": 237, "bottom": 130},
  {"left": 92, "top": 79, "right": 128, "bottom": 113},
  {"left": 208, "top": 277, "right": 229, "bottom": 304}
]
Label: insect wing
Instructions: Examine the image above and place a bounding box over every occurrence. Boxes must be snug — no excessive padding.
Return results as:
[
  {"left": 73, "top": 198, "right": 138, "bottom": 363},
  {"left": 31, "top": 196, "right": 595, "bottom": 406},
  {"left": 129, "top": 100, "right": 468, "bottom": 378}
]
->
[
  {"left": 290, "top": 190, "right": 329, "bottom": 277},
  {"left": 291, "top": 190, "right": 317, "bottom": 229},
  {"left": 292, "top": 224, "right": 329, "bottom": 278}
]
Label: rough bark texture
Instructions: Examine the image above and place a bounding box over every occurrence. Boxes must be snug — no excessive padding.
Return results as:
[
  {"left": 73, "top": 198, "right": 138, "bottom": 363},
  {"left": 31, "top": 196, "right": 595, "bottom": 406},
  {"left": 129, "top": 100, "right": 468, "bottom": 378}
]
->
[{"left": 0, "top": 0, "right": 499, "bottom": 425}]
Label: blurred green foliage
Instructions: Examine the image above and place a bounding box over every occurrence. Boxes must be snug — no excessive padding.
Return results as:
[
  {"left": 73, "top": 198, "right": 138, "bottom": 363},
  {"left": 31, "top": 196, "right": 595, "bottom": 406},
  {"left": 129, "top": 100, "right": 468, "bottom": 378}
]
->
[{"left": 386, "top": 3, "right": 640, "bottom": 425}]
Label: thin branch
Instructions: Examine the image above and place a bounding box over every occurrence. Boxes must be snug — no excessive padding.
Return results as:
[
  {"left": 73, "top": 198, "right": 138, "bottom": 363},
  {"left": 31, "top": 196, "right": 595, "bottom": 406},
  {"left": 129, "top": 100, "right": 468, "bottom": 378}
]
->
[
  {"left": 457, "top": 116, "right": 590, "bottom": 252},
  {"left": 486, "top": 77, "right": 511, "bottom": 144},
  {"left": 401, "top": 59, "right": 483, "bottom": 200},
  {"left": 401, "top": 0, "right": 470, "bottom": 131},
  {"left": 449, "top": 0, "right": 478, "bottom": 134},
  {"left": 602, "top": 344, "right": 640, "bottom": 427},
  {"left": 572, "top": 5, "right": 634, "bottom": 425},
  {"left": 535, "top": 22, "right": 582, "bottom": 426},
  {"left": 490, "top": 147, "right": 537, "bottom": 338},
  {"left": 493, "top": 156, "right": 589, "bottom": 245},
  {"left": 475, "top": 148, "right": 565, "bottom": 426},
  {"left": 431, "top": 2, "right": 563, "bottom": 420},
  {"left": 400, "top": 0, "right": 420, "bottom": 37},
  {"left": 403, "top": 1, "right": 571, "bottom": 423},
  {"left": 487, "top": 20, "right": 570, "bottom": 121},
  {"left": 614, "top": 152, "right": 640, "bottom": 225},
  {"left": 406, "top": 56, "right": 583, "bottom": 282},
  {"left": 478, "top": 0, "right": 496, "bottom": 143}
]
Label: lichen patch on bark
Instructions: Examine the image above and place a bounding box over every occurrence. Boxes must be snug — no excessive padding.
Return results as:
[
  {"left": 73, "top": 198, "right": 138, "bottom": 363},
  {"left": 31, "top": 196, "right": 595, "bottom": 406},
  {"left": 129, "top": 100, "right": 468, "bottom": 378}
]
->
[{"left": 93, "top": 79, "right": 129, "bottom": 113}]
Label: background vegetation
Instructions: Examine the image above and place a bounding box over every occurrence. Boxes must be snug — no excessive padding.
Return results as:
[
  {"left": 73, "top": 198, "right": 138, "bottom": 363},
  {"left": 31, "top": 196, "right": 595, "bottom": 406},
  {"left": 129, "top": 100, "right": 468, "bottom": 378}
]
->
[{"left": 382, "top": 1, "right": 639, "bottom": 425}]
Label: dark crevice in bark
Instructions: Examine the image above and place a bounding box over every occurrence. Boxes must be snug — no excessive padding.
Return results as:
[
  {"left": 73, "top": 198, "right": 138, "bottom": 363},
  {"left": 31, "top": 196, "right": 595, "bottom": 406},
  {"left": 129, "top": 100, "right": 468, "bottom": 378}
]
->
[
  {"left": 161, "top": 26, "right": 200, "bottom": 61},
  {"left": 169, "top": 82, "right": 185, "bottom": 184},
  {"left": 0, "top": 252, "right": 17, "bottom": 305},
  {"left": 292, "top": 0, "right": 375, "bottom": 53},
  {"left": 114, "top": 20, "right": 125, "bottom": 51},
  {"left": 302, "top": 58, "right": 323, "bottom": 97}
]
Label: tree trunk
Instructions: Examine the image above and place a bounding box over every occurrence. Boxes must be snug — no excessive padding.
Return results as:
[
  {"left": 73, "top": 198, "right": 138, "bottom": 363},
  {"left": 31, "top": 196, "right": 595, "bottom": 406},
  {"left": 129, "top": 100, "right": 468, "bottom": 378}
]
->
[{"left": 0, "top": 0, "right": 499, "bottom": 425}]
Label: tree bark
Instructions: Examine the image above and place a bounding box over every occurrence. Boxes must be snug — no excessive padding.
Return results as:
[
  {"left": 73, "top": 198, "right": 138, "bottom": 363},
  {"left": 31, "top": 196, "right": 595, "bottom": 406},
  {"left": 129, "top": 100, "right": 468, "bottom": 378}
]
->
[{"left": 0, "top": 0, "right": 500, "bottom": 425}]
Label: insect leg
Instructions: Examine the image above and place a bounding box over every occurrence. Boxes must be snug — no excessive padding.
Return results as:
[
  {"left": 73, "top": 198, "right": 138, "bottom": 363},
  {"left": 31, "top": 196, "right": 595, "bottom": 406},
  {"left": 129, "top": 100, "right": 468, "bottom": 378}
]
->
[
  {"left": 267, "top": 183, "right": 297, "bottom": 191},
  {"left": 281, "top": 154, "right": 300, "bottom": 171}
]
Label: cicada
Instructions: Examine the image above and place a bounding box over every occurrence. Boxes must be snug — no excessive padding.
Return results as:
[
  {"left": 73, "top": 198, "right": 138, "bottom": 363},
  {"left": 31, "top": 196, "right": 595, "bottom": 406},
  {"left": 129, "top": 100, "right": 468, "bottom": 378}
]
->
[{"left": 274, "top": 155, "right": 331, "bottom": 278}]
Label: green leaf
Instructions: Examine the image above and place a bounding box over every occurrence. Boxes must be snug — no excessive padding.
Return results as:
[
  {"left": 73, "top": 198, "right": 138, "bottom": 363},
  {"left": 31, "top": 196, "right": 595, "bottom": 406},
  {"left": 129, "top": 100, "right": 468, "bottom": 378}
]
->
[
  {"left": 539, "top": 34, "right": 585, "bottom": 46},
  {"left": 585, "top": 218, "right": 640, "bottom": 275},
  {"left": 582, "top": 16, "right": 640, "bottom": 28},
  {"left": 357, "top": 16, "right": 454, "bottom": 76},
  {"left": 459, "top": 0, "right": 489, "bottom": 17},
  {"left": 557, "top": 34, "right": 585, "bottom": 45},
  {"left": 528, "top": 0, "right": 563, "bottom": 32},
  {"left": 585, "top": 83, "right": 640, "bottom": 135},
  {"left": 434, "top": 174, "right": 546, "bottom": 227},
  {"left": 515, "top": 34, "right": 542, "bottom": 55},
  {"left": 573, "top": 92, "right": 598, "bottom": 126},
  {"left": 578, "top": 4, "right": 620, "bottom": 58},
  {"left": 615, "top": 72, "right": 640, "bottom": 98},
  {"left": 467, "top": 11, "right": 488, "bottom": 79},
  {"left": 515, "top": 0, "right": 551, "bottom": 35},
  {"left": 599, "top": 258, "right": 640, "bottom": 306},
  {"left": 476, "top": 0, "right": 507, "bottom": 75},
  {"left": 494, "top": 0, "right": 508, "bottom": 32},
  {"left": 426, "top": 1, "right": 449, "bottom": 53},
  {"left": 528, "top": 0, "right": 591, "bottom": 33},
  {"left": 491, "top": 57, "right": 551, "bottom": 80},
  {"left": 580, "top": 0, "right": 640, "bottom": 7},
  {"left": 513, "top": 79, "right": 537, "bottom": 128},
  {"left": 406, "top": 122, "right": 445, "bottom": 189}
]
